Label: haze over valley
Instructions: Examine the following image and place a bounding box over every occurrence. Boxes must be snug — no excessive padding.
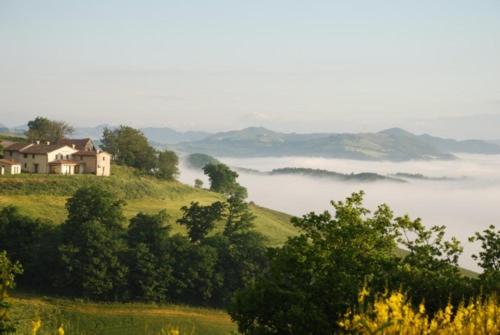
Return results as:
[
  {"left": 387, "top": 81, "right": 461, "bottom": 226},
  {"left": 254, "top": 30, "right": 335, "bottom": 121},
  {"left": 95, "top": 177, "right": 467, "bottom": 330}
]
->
[{"left": 180, "top": 153, "right": 500, "bottom": 271}]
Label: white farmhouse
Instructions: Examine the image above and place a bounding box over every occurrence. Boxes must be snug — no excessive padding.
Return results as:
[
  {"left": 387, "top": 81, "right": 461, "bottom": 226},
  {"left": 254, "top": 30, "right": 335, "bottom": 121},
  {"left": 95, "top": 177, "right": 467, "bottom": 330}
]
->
[
  {"left": 0, "top": 159, "right": 22, "bottom": 175},
  {"left": 1, "top": 138, "right": 111, "bottom": 176}
]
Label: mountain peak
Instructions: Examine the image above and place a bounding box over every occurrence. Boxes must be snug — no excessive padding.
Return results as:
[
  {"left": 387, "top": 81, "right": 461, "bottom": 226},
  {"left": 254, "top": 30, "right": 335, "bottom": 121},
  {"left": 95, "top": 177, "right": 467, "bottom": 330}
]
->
[{"left": 379, "top": 127, "right": 415, "bottom": 137}]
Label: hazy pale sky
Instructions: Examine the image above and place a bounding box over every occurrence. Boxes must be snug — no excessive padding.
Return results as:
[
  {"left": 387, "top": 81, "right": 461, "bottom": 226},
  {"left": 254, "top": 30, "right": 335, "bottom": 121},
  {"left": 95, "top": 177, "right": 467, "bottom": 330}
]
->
[{"left": 1, "top": 0, "right": 499, "bottom": 134}]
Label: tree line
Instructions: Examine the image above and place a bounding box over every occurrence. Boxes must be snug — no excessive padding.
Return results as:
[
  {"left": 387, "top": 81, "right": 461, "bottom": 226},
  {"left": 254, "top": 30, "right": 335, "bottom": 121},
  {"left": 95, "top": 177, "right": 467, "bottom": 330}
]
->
[{"left": 0, "top": 180, "right": 266, "bottom": 308}]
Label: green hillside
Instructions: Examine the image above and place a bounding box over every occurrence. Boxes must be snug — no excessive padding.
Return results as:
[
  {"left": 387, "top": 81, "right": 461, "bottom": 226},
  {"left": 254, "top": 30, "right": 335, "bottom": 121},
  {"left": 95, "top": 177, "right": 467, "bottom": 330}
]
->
[{"left": 0, "top": 165, "right": 297, "bottom": 246}]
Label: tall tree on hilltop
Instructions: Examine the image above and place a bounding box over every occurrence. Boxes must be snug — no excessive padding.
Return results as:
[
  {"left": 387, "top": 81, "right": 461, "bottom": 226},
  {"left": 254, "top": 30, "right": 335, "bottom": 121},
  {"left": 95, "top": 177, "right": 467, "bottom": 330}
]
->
[
  {"left": 203, "top": 163, "right": 241, "bottom": 194},
  {"left": 26, "top": 117, "right": 74, "bottom": 143},
  {"left": 155, "top": 149, "right": 179, "bottom": 180},
  {"left": 101, "top": 126, "right": 157, "bottom": 172}
]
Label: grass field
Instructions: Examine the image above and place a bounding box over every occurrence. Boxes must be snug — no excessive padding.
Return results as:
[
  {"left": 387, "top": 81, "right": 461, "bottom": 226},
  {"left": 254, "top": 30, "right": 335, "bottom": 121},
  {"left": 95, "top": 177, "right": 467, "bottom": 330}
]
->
[
  {"left": 10, "top": 293, "right": 236, "bottom": 335},
  {"left": 0, "top": 165, "right": 297, "bottom": 246}
]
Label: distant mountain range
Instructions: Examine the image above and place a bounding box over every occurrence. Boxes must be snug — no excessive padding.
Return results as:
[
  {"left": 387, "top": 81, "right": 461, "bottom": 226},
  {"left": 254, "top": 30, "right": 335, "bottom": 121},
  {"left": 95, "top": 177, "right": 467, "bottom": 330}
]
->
[
  {"left": 175, "top": 127, "right": 500, "bottom": 161},
  {"left": 2, "top": 124, "right": 500, "bottom": 161}
]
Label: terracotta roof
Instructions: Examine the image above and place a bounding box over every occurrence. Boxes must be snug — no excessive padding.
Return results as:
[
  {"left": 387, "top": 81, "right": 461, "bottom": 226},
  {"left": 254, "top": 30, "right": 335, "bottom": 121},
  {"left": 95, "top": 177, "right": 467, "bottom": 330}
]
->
[
  {"left": 20, "top": 144, "right": 68, "bottom": 154},
  {"left": 0, "top": 140, "right": 15, "bottom": 148},
  {"left": 57, "top": 138, "right": 93, "bottom": 150},
  {"left": 4, "top": 142, "right": 32, "bottom": 151},
  {"left": 0, "top": 159, "right": 21, "bottom": 166},
  {"left": 49, "top": 159, "right": 78, "bottom": 165},
  {"left": 75, "top": 150, "right": 97, "bottom": 156}
]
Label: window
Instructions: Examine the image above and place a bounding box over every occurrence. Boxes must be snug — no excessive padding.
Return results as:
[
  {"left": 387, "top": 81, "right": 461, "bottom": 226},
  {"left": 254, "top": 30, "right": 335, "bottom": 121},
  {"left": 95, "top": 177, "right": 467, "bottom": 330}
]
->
[
  {"left": 24, "top": 163, "right": 27, "bottom": 169},
  {"left": 103, "top": 156, "right": 106, "bottom": 161},
  {"left": 80, "top": 155, "right": 83, "bottom": 160},
  {"left": 32, "top": 154, "right": 35, "bottom": 159},
  {"left": 23, "top": 154, "right": 27, "bottom": 158}
]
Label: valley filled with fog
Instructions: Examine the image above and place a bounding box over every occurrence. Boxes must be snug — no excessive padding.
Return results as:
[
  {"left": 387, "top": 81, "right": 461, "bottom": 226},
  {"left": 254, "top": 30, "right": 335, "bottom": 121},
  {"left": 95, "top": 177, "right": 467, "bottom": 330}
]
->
[{"left": 179, "top": 154, "right": 500, "bottom": 271}]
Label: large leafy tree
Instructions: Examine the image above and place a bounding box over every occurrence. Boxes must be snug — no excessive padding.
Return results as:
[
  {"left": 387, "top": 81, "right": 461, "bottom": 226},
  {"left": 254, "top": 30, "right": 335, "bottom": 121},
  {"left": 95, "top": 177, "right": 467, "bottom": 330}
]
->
[
  {"left": 207, "top": 190, "right": 268, "bottom": 306},
  {"left": 228, "top": 192, "right": 472, "bottom": 335},
  {"left": 58, "top": 186, "right": 128, "bottom": 300},
  {"left": 25, "top": 117, "right": 74, "bottom": 143},
  {"left": 168, "top": 235, "right": 221, "bottom": 305},
  {"left": 101, "top": 126, "right": 157, "bottom": 172},
  {"left": 127, "top": 211, "right": 174, "bottom": 301},
  {"left": 469, "top": 225, "right": 499, "bottom": 292},
  {"left": 155, "top": 149, "right": 179, "bottom": 180},
  {"left": 177, "top": 201, "right": 226, "bottom": 243},
  {"left": 203, "top": 163, "right": 241, "bottom": 194}
]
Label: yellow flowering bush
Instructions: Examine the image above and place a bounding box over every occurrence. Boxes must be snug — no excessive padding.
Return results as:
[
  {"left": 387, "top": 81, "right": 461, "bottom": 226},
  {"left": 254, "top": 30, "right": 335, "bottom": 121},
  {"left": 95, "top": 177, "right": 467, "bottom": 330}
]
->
[{"left": 339, "top": 288, "right": 499, "bottom": 334}]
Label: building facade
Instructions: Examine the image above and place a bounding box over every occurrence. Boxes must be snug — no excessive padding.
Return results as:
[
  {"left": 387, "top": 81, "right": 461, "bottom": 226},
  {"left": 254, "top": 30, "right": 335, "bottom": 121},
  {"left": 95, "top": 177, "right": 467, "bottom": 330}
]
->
[{"left": 1, "top": 138, "right": 111, "bottom": 176}]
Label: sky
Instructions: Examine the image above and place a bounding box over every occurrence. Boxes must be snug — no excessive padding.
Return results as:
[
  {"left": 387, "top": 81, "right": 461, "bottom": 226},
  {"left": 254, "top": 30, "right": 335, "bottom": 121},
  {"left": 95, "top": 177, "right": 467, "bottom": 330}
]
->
[{"left": 1, "top": 0, "right": 499, "bottom": 137}]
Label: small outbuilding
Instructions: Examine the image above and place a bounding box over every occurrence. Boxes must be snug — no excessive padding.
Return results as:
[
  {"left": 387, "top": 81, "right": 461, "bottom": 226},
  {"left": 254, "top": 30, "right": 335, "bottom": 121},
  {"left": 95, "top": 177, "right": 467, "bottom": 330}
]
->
[{"left": 0, "top": 159, "right": 22, "bottom": 175}]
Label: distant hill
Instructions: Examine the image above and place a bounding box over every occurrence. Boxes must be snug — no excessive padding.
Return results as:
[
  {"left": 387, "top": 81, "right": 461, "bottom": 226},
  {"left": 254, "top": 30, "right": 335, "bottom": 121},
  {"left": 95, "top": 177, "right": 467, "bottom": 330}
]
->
[
  {"left": 417, "top": 134, "right": 500, "bottom": 154},
  {"left": 10, "top": 122, "right": 500, "bottom": 160},
  {"left": 141, "top": 127, "right": 210, "bottom": 144},
  {"left": 269, "top": 167, "right": 406, "bottom": 183},
  {"left": 175, "top": 127, "right": 494, "bottom": 161},
  {"left": 71, "top": 125, "right": 210, "bottom": 145}
]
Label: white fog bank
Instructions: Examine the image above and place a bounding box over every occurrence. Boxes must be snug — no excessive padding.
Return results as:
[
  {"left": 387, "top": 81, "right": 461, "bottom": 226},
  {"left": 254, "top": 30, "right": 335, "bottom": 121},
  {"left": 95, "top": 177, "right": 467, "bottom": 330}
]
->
[{"left": 179, "top": 154, "right": 500, "bottom": 271}]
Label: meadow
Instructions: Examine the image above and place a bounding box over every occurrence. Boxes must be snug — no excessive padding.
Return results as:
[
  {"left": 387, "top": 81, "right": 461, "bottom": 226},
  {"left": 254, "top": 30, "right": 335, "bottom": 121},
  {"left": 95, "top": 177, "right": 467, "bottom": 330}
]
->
[
  {"left": 0, "top": 165, "right": 296, "bottom": 246},
  {"left": 10, "top": 294, "right": 236, "bottom": 335}
]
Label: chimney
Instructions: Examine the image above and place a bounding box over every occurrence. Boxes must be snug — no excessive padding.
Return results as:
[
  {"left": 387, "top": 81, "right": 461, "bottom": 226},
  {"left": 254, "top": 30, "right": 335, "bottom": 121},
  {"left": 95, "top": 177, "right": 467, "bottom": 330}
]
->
[
  {"left": 72, "top": 144, "right": 76, "bottom": 149},
  {"left": 36, "top": 140, "right": 40, "bottom": 145},
  {"left": 46, "top": 141, "right": 50, "bottom": 145}
]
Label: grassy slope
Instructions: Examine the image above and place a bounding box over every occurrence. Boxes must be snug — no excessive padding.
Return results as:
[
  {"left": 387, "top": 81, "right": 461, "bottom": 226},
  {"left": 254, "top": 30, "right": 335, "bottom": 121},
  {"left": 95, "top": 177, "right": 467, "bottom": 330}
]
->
[
  {"left": 0, "top": 165, "right": 295, "bottom": 334},
  {"left": 10, "top": 294, "right": 236, "bottom": 335},
  {"left": 0, "top": 165, "right": 297, "bottom": 246}
]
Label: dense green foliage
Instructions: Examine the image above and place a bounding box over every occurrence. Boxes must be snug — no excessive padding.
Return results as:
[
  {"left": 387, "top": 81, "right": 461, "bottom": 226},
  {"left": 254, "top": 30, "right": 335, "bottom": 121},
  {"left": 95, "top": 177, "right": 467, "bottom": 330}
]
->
[
  {"left": 178, "top": 202, "right": 226, "bottom": 243},
  {"left": 0, "top": 251, "right": 22, "bottom": 334},
  {"left": 156, "top": 149, "right": 180, "bottom": 180},
  {"left": 101, "top": 126, "right": 180, "bottom": 180},
  {"left": 58, "top": 186, "right": 129, "bottom": 299},
  {"left": 228, "top": 192, "right": 498, "bottom": 335},
  {"left": 101, "top": 126, "right": 158, "bottom": 172},
  {"left": 203, "top": 163, "right": 241, "bottom": 194},
  {"left": 0, "top": 182, "right": 267, "bottom": 308},
  {"left": 25, "top": 117, "right": 74, "bottom": 143},
  {"left": 469, "top": 225, "right": 500, "bottom": 292}
]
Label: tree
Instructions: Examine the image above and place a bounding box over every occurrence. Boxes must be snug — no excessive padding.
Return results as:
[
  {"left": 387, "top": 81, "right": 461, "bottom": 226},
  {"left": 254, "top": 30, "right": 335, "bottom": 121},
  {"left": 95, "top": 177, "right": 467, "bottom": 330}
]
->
[
  {"left": 25, "top": 117, "right": 74, "bottom": 143},
  {"left": 203, "top": 163, "right": 241, "bottom": 194},
  {"left": 156, "top": 149, "right": 179, "bottom": 180},
  {"left": 127, "top": 211, "right": 173, "bottom": 301},
  {"left": 168, "top": 235, "right": 221, "bottom": 305},
  {"left": 101, "top": 126, "right": 157, "bottom": 172},
  {"left": 177, "top": 201, "right": 225, "bottom": 243},
  {"left": 194, "top": 178, "right": 204, "bottom": 189},
  {"left": 207, "top": 190, "right": 267, "bottom": 306},
  {"left": 0, "top": 206, "right": 56, "bottom": 289},
  {"left": 0, "top": 251, "right": 22, "bottom": 334},
  {"left": 58, "top": 186, "right": 128, "bottom": 299},
  {"left": 469, "top": 225, "right": 499, "bottom": 291},
  {"left": 228, "top": 192, "right": 471, "bottom": 335}
]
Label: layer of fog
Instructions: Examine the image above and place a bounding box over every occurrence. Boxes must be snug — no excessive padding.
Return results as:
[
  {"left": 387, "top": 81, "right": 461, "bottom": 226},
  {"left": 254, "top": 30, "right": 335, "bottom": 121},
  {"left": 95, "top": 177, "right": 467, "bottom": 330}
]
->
[{"left": 179, "top": 154, "right": 500, "bottom": 271}]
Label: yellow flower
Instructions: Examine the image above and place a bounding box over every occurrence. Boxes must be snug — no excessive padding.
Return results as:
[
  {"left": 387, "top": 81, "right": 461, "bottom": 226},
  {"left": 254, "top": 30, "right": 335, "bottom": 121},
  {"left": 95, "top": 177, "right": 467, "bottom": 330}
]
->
[
  {"left": 57, "top": 324, "right": 65, "bottom": 335},
  {"left": 358, "top": 285, "right": 369, "bottom": 303},
  {"left": 31, "top": 319, "right": 42, "bottom": 335}
]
